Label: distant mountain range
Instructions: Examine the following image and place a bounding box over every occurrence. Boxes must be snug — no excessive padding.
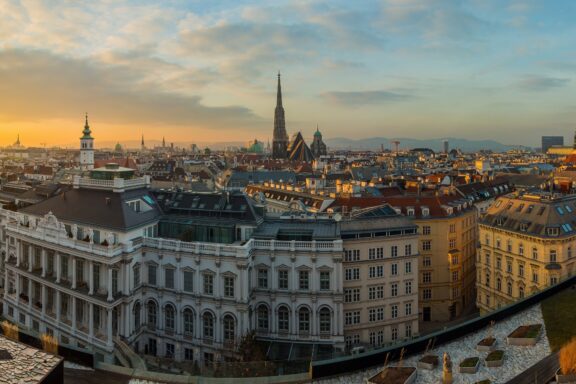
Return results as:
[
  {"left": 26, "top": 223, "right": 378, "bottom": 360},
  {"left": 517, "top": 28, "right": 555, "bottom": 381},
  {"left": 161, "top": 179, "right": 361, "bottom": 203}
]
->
[
  {"left": 325, "top": 137, "right": 521, "bottom": 152},
  {"left": 60, "top": 137, "right": 521, "bottom": 153}
]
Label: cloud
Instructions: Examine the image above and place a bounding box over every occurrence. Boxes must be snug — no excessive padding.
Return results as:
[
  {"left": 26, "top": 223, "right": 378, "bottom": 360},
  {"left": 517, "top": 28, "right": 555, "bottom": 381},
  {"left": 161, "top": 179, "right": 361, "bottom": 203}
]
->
[
  {"left": 320, "top": 90, "right": 414, "bottom": 107},
  {"left": 515, "top": 75, "right": 571, "bottom": 91},
  {"left": 0, "top": 49, "right": 261, "bottom": 127}
]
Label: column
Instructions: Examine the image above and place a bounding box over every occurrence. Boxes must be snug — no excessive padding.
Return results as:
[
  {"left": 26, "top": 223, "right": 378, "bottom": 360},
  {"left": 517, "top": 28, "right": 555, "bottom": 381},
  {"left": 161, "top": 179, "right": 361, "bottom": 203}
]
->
[
  {"left": 41, "top": 249, "right": 47, "bottom": 278},
  {"left": 56, "top": 291, "right": 61, "bottom": 323},
  {"left": 71, "top": 257, "right": 77, "bottom": 289},
  {"left": 89, "top": 303, "right": 94, "bottom": 339},
  {"left": 28, "top": 245, "right": 32, "bottom": 272},
  {"left": 107, "top": 307, "right": 113, "bottom": 346},
  {"left": 107, "top": 266, "right": 113, "bottom": 302},
  {"left": 15, "top": 273, "right": 21, "bottom": 299},
  {"left": 55, "top": 252, "right": 61, "bottom": 283},
  {"left": 27, "top": 279, "right": 32, "bottom": 311},
  {"left": 72, "top": 296, "right": 77, "bottom": 332},
  {"left": 41, "top": 285, "right": 46, "bottom": 318},
  {"left": 15, "top": 241, "right": 20, "bottom": 267},
  {"left": 88, "top": 262, "right": 94, "bottom": 295}
]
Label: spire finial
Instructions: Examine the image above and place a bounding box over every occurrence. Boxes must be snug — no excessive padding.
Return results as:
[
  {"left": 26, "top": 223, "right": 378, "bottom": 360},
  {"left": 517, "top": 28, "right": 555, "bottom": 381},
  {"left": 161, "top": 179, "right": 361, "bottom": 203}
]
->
[{"left": 276, "top": 71, "right": 283, "bottom": 108}]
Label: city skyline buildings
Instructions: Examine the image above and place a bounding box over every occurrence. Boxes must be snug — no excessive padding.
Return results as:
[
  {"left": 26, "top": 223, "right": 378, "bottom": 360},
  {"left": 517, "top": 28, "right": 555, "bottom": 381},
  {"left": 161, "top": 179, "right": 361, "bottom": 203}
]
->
[{"left": 1, "top": 1, "right": 576, "bottom": 147}]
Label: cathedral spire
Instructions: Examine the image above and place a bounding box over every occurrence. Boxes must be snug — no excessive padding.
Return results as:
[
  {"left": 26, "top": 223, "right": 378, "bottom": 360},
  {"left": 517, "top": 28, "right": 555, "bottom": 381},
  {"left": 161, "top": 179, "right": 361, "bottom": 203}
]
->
[
  {"left": 272, "top": 71, "right": 288, "bottom": 159},
  {"left": 276, "top": 71, "right": 283, "bottom": 108},
  {"left": 573, "top": 128, "right": 576, "bottom": 150}
]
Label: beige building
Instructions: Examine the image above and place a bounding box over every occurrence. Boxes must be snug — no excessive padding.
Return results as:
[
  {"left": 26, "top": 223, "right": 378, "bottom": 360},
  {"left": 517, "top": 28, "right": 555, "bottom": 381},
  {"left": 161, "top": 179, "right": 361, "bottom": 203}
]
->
[
  {"left": 477, "top": 192, "right": 576, "bottom": 313},
  {"left": 384, "top": 195, "right": 478, "bottom": 324},
  {"left": 340, "top": 205, "right": 419, "bottom": 348}
]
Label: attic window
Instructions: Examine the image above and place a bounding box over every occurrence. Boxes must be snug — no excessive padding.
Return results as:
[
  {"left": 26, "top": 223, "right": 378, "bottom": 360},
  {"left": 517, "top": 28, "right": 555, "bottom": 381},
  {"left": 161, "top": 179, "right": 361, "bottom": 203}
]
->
[
  {"left": 407, "top": 208, "right": 415, "bottom": 216},
  {"left": 520, "top": 223, "right": 528, "bottom": 232},
  {"left": 516, "top": 204, "right": 524, "bottom": 212},
  {"left": 556, "top": 206, "right": 565, "bottom": 215},
  {"left": 496, "top": 217, "right": 505, "bottom": 226},
  {"left": 494, "top": 200, "right": 502, "bottom": 208},
  {"left": 527, "top": 205, "right": 534, "bottom": 214},
  {"left": 546, "top": 227, "right": 560, "bottom": 236},
  {"left": 506, "top": 202, "right": 513, "bottom": 210},
  {"left": 446, "top": 207, "right": 453, "bottom": 215},
  {"left": 566, "top": 205, "right": 573, "bottom": 213},
  {"left": 537, "top": 207, "right": 546, "bottom": 216},
  {"left": 562, "top": 223, "right": 573, "bottom": 233},
  {"left": 421, "top": 207, "right": 430, "bottom": 217}
]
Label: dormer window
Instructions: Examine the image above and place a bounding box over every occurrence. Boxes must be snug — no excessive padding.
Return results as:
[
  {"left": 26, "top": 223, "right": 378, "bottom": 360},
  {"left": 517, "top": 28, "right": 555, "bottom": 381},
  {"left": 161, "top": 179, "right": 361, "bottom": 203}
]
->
[
  {"left": 546, "top": 227, "right": 560, "bottom": 237},
  {"left": 407, "top": 208, "right": 415, "bottom": 216},
  {"left": 496, "top": 217, "right": 504, "bottom": 226},
  {"left": 520, "top": 223, "right": 528, "bottom": 232},
  {"left": 421, "top": 207, "right": 430, "bottom": 217},
  {"left": 446, "top": 207, "right": 453, "bottom": 215}
]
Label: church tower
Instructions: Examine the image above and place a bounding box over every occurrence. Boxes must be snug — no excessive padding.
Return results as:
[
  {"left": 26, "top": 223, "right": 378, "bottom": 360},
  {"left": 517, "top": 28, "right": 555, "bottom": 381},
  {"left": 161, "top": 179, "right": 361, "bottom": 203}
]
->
[
  {"left": 80, "top": 113, "right": 94, "bottom": 171},
  {"left": 272, "top": 72, "right": 288, "bottom": 159}
]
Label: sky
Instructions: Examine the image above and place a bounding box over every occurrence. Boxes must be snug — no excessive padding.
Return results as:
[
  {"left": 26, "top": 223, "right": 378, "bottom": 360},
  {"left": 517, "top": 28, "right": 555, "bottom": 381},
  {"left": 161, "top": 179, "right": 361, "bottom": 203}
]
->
[{"left": 1, "top": 0, "right": 576, "bottom": 148}]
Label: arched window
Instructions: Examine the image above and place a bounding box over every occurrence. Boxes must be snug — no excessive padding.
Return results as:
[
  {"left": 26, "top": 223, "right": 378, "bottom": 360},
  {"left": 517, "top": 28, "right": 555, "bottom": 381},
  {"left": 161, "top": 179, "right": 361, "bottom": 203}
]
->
[
  {"left": 147, "top": 301, "right": 157, "bottom": 328},
  {"left": 165, "top": 304, "right": 175, "bottom": 331},
  {"left": 532, "top": 247, "right": 538, "bottom": 260},
  {"left": 298, "top": 307, "right": 310, "bottom": 333},
  {"left": 519, "top": 286, "right": 525, "bottom": 298},
  {"left": 507, "top": 282, "right": 513, "bottom": 296},
  {"left": 319, "top": 307, "right": 331, "bottom": 334},
  {"left": 496, "top": 278, "right": 502, "bottom": 291},
  {"left": 257, "top": 305, "right": 269, "bottom": 331},
  {"left": 223, "top": 315, "right": 235, "bottom": 342},
  {"left": 183, "top": 308, "right": 194, "bottom": 336},
  {"left": 278, "top": 306, "right": 289, "bottom": 333},
  {"left": 203, "top": 312, "right": 214, "bottom": 339},
  {"left": 134, "top": 302, "right": 141, "bottom": 330}
]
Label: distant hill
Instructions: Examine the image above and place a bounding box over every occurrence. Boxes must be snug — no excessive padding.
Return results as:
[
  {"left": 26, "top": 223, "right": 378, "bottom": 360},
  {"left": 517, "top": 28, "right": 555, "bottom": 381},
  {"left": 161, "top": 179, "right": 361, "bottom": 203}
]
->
[{"left": 325, "top": 137, "right": 518, "bottom": 152}]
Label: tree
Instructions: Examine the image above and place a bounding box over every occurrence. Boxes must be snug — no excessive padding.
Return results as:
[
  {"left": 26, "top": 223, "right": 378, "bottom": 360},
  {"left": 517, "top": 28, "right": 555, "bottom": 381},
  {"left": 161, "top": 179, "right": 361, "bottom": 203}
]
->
[{"left": 560, "top": 337, "right": 576, "bottom": 375}]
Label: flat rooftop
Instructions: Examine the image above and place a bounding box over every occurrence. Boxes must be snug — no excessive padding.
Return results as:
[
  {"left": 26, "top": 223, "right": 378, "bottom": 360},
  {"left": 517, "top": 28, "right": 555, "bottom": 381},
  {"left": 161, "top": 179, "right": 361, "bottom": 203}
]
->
[{"left": 0, "top": 335, "right": 63, "bottom": 383}]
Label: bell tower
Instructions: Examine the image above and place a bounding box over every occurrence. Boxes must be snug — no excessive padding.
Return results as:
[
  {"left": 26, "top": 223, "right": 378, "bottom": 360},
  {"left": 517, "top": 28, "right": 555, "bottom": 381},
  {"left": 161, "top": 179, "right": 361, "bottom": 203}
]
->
[{"left": 80, "top": 113, "right": 94, "bottom": 171}]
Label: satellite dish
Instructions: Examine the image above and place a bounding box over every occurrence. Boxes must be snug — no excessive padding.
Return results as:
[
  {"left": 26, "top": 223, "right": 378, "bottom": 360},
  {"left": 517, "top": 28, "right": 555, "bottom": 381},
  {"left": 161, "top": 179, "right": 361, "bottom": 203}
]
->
[{"left": 333, "top": 213, "right": 342, "bottom": 222}]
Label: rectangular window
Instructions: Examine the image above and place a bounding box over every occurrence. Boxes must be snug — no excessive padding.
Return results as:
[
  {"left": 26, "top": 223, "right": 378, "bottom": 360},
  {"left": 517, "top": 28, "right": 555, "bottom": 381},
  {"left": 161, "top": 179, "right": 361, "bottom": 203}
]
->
[
  {"left": 449, "top": 238, "right": 456, "bottom": 249},
  {"left": 345, "top": 268, "right": 360, "bottom": 281},
  {"left": 165, "top": 268, "right": 175, "bottom": 289},
  {"left": 344, "top": 249, "right": 360, "bottom": 262},
  {"left": 423, "top": 226, "right": 431, "bottom": 235},
  {"left": 422, "top": 240, "right": 431, "bottom": 251},
  {"left": 452, "top": 270, "right": 459, "bottom": 282},
  {"left": 345, "top": 288, "right": 361, "bottom": 302},
  {"left": 405, "top": 261, "right": 412, "bottom": 274},
  {"left": 405, "top": 281, "right": 412, "bottom": 295},
  {"left": 391, "top": 305, "right": 398, "bottom": 319},
  {"left": 299, "top": 271, "right": 309, "bottom": 290},
  {"left": 519, "top": 264, "right": 524, "bottom": 277},
  {"left": 423, "top": 288, "right": 432, "bottom": 300},
  {"left": 183, "top": 271, "right": 194, "bottom": 292},
  {"left": 203, "top": 274, "right": 213, "bottom": 295},
  {"left": 391, "top": 263, "right": 398, "bottom": 276},
  {"left": 391, "top": 283, "right": 398, "bottom": 297},
  {"left": 278, "top": 270, "right": 289, "bottom": 289},
  {"left": 257, "top": 268, "right": 268, "bottom": 289},
  {"left": 345, "top": 311, "right": 361, "bottom": 325},
  {"left": 319, "top": 271, "right": 330, "bottom": 290},
  {"left": 133, "top": 265, "right": 140, "bottom": 288},
  {"left": 449, "top": 224, "right": 456, "bottom": 233},
  {"left": 405, "top": 302, "right": 412, "bottom": 316},
  {"left": 391, "top": 246, "right": 398, "bottom": 257},
  {"left": 369, "top": 265, "right": 384, "bottom": 278},
  {"left": 423, "top": 256, "right": 431, "bottom": 267},
  {"left": 368, "top": 285, "right": 384, "bottom": 300},
  {"left": 550, "top": 250, "right": 557, "bottom": 262},
  {"left": 406, "top": 324, "right": 412, "bottom": 338},
  {"left": 224, "top": 276, "right": 234, "bottom": 297},
  {"left": 148, "top": 265, "right": 157, "bottom": 286},
  {"left": 423, "top": 272, "right": 431, "bottom": 283},
  {"left": 368, "top": 307, "right": 385, "bottom": 322},
  {"left": 405, "top": 244, "right": 411, "bottom": 256}
]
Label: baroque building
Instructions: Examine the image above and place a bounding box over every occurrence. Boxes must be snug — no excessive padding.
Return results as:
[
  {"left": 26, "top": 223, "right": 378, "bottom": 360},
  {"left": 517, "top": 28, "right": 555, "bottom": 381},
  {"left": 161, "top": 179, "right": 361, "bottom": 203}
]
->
[
  {"left": 310, "top": 127, "right": 327, "bottom": 159},
  {"left": 477, "top": 192, "right": 576, "bottom": 313}
]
